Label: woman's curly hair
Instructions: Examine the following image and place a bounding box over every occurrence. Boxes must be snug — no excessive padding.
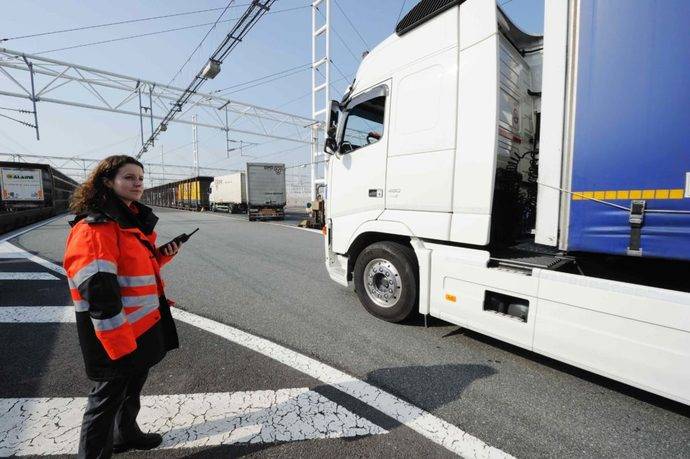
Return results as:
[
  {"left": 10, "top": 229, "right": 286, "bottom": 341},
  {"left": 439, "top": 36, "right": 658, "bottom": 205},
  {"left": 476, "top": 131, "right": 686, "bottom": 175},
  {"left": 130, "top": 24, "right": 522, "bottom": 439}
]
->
[{"left": 69, "top": 155, "right": 144, "bottom": 214}]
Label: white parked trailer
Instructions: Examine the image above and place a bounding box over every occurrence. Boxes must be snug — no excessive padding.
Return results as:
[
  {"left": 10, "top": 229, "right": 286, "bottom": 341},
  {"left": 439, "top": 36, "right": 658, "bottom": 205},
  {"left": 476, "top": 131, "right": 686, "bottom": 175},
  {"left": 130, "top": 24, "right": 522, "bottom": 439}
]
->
[
  {"left": 209, "top": 172, "right": 247, "bottom": 213},
  {"left": 246, "top": 163, "right": 286, "bottom": 221}
]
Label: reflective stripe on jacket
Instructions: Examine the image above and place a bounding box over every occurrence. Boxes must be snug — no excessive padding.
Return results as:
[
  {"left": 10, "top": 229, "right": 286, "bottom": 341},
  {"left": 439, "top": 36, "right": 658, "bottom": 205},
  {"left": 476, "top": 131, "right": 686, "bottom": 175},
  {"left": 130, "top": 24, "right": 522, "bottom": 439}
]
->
[{"left": 63, "top": 200, "right": 177, "bottom": 380}]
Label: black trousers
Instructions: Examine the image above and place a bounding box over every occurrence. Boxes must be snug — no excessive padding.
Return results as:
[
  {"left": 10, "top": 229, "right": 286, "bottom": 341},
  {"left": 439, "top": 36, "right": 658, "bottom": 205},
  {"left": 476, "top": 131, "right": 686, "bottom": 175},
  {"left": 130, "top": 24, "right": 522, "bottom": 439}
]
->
[{"left": 77, "top": 370, "right": 149, "bottom": 459}]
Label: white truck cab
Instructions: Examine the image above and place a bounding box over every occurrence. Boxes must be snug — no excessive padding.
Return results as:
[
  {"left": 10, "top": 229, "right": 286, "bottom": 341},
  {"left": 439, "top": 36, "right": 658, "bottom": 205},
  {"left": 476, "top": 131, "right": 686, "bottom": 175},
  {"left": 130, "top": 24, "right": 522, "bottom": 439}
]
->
[{"left": 322, "top": 0, "right": 690, "bottom": 405}]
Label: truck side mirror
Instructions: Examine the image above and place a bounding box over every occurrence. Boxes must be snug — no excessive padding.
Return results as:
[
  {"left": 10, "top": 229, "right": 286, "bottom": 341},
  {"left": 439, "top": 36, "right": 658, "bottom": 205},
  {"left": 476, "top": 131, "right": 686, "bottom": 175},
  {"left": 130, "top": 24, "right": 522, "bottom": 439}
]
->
[
  {"left": 324, "top": 100, "right": 340, "bottom": 155},
  {"left": 324, "top": 137, "right": 338, "bottom": 155}
]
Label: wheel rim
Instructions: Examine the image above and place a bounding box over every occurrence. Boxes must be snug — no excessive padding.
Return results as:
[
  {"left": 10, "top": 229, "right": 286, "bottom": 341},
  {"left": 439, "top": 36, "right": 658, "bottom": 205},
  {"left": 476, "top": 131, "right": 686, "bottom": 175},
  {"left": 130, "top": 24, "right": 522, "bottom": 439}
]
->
[{"left": 363, "top": 258, "right": 402, "bottom": 308}]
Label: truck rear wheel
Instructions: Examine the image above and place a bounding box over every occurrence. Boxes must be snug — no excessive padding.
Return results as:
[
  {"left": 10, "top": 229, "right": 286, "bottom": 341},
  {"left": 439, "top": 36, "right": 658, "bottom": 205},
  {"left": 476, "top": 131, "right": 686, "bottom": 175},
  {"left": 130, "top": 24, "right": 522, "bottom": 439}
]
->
[{"left": 353, "top": 241, "right": 418, "bottom": 322}]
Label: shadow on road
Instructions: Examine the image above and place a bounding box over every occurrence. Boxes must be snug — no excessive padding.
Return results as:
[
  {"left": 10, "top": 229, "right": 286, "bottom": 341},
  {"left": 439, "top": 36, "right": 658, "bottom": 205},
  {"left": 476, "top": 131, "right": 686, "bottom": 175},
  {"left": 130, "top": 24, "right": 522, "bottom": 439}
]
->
[{"left": 149, "top": 363, "right": 495, "bottom": 456}]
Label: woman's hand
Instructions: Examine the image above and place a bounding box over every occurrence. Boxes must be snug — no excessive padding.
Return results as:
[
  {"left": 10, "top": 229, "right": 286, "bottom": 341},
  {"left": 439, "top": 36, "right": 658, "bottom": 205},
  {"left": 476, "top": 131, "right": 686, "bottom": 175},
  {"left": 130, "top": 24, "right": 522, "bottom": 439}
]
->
[{"left": 159, "top": 241, "right": 179, "bottom": 257}]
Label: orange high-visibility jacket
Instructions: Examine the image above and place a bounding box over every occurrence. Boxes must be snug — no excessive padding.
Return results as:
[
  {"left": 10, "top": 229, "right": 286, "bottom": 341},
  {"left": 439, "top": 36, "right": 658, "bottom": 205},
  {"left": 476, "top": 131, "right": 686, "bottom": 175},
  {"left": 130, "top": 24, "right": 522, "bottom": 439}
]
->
[{"left": 64, "top": 199, "right": 178, "bottom": 380}]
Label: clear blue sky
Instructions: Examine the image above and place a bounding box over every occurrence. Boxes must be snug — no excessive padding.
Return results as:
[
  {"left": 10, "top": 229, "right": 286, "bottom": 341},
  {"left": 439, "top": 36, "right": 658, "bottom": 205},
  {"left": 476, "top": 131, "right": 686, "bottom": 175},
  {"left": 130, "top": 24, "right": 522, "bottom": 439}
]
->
[{"left": 0, "top": 0, "right": 543, "bottom": 182}]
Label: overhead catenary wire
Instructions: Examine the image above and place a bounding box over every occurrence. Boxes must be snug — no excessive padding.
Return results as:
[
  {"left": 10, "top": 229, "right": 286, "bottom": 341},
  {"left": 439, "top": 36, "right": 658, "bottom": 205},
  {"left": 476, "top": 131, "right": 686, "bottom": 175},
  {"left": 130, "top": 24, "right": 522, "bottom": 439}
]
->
[
  {"left": 37, "top": 21, "right": 230, "bottom": 55},
  {"left": 161, "top": 140, "right": 208, "bottom": 163},
  {"left": 396, "top": 0, "right": 408, "bottom": 24},
  {"left": 333, "top": 0, "right": 370, "bottom": 50},
  {"left": 226, "top": 67, "right": 309, "bottom": 94},
  {"left": 314, "top": 5, "right": 361, "bottom": 64},
  {"left": 205, "top": 138, "right": 278, "bottom": 167},
  {"left": 225, "top": 143, "right": 306, "bottom": 169},
  {"left": 0, "top": 130, "right": 34, "bottom": 155},
  {"left": 0, "top": 151, "right": 234, "bottom": 174},
  {"left": 223, "top": 67, "right": 310, "bottom": 94},
  {"left": 276, "top": 90, "right": 313, "bottom": 109},
  {"left": 35, "top": 5, "right": 312, "bottom": 55},
  {"left": 0, "top": 5, "right": 256, "bottom": 43},
  {"left": 167, "top": 1, "right": 236, "bottom": 87},
  {"left": 72, "top": 134, "right": 140, "bottom": 158},
  {"left": 139, "top": 0, "right": 280, "bottom": 158},
  {"left": 0, "top": 106, "right": 33, "bottom": 114},
  {"left": 330, "top": 25, "right": 361, "bottom": 63},
  {"left": 316, "top": 64, "right": 355, "bottom": 100},
  {"left": 0, "top": 112, "right": 36, "bottom": 128},
  {"left": 328, "top": 59, "right": 352, "bottom": 86},
  {"left": 3, "top": 2, "right": 355, "bottom": 173},
  {"left": 212, "top": 62, "right": 312, "bottom": 94},
  {"left": 275, "top": 73, "right": 351, "bottom": 109}
]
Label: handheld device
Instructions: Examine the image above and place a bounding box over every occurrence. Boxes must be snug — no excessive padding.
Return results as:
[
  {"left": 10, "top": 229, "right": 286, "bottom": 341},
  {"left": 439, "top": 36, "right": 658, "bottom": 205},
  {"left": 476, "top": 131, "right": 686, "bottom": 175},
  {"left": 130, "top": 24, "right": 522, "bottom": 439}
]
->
[{"left": 160, "top": 228, "right": 199, "bottom": 252}]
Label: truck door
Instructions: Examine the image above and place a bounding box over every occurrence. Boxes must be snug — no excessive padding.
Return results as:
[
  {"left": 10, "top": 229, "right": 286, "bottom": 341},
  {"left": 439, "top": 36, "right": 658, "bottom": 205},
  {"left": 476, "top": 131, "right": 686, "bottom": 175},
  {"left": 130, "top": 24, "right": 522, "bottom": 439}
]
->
[{"left": 329, "top": 83, "right": 390, "bottom": 254}]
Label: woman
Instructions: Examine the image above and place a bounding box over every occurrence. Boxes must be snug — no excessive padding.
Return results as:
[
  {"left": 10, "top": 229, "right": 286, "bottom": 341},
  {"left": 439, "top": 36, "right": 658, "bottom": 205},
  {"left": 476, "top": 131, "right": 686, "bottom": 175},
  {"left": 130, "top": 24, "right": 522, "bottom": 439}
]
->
[{"left": 64, "top": 155, "right": 180, "bottom": 457}]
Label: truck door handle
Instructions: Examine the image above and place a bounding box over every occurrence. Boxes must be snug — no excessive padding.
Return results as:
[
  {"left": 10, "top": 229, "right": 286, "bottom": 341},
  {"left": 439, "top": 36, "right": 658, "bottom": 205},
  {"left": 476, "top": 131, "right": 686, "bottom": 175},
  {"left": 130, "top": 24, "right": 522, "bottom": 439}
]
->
[{"left": 369, "top": 189, "right": 383, "bottom": 198}]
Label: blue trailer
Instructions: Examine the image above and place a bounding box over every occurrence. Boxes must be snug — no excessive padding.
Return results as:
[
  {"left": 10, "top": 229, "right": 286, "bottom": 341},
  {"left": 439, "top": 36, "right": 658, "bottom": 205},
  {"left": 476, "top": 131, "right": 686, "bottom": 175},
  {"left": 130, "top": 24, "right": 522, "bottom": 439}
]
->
[{"left": 564, "top": 0, "right": 690, "bottom": 260}]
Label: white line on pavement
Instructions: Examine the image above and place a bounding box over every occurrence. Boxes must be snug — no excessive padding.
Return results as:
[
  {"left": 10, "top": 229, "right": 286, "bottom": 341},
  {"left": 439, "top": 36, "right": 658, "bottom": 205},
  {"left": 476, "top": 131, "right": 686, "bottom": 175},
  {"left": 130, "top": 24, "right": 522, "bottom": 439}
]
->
[
  {"left": 4, "top": 228, "right": 510, "bottom": 458},
  {"left": 0, "top": 306, "right": 74, "bottom": 323},
  {"left": 271, "top": 222, "right": 322, "bottom": 233},
  {"left": 0, "top": 213, "right": 68, "bottom": 243},
  {"left": 0, "top": 241, "right": 66, "bottom": 275},
  {"left": 0, "top": 272, "right": 60, "bottom": 280},
  {"left": 172, "top": 308, "right": 512, "bottom": 459},
  {"left": 2, "top": 305, "right": 512, "bottom": 457},
  {"left": 206, "top": 212, "right": 322, "bottom": 234},
  {"left": 0, "top": 389, "right": 387, "bottom": 456}
]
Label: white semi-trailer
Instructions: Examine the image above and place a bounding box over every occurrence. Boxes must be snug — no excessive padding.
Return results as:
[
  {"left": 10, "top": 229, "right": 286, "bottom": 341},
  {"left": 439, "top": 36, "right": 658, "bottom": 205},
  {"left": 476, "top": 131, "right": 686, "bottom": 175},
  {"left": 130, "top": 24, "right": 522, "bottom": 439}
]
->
[
  {"left": 323, "top": 0, "right": 690, "bottom": 404},
  {"left": 246, "top": 162, "right": 286, "bottom": 221},
  {"left": 210, "top": 172, "right": 247, "bottom": 214}
]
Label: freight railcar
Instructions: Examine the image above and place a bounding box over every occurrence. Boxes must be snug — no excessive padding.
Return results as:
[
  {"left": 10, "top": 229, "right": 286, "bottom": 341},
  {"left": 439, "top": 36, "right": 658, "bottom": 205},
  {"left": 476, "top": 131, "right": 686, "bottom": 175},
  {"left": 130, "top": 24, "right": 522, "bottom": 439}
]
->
[
  {"left": 0, "top": 161, "right": 79, "bottom": 234},
  {"left": 142, "top": 176, "right": 213, "bottom": 211}
]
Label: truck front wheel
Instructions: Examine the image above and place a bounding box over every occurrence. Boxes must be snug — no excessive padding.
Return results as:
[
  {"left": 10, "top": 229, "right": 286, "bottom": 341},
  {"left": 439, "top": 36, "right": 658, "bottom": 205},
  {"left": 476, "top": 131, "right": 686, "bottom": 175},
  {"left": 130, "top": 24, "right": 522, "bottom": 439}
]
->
[{"left": 353, "top": 241, "right": 418, "bottom": 322}]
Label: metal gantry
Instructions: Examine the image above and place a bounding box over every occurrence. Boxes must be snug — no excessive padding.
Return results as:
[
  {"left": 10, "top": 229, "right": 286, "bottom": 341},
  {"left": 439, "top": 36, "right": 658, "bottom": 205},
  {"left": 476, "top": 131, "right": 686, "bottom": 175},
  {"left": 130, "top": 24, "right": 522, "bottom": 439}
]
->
[
  {"left": 311, "top": 0, "right": 330, "bottom": 201},
  {"left": 0, "top": 47, "right": 314, "bottom": 153},
  {"left": 0, "top": 152, "right": 240, "bottom": 187},
  {"left": 192, "top": 114, "right": 199, "bottom": 177},
  {"left": 138, "top": 0, "right": 278, "bottom": 158}
]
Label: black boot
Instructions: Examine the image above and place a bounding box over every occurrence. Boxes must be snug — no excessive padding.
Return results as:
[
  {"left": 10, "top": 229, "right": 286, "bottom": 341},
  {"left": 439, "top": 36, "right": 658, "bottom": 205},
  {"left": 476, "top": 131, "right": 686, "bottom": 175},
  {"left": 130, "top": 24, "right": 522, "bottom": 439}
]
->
[{"left": 113, "top": 431, "right": 163, "bottom": 453}]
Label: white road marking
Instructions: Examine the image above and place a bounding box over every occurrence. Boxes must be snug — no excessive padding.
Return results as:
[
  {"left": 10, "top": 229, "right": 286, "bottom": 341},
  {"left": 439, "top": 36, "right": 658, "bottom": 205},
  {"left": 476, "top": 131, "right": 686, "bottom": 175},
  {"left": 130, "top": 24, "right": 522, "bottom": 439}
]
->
[
  {"left": 0, "top": 306, "right": 74, "bottom": 323},
  {"left": 0, "top": 272, "right": 59, "bottom": 280},
  {"left": 207, "top": 211, "right": 322, "bottom": 234},
  {"left": 172, "top": 308, "right": 512, "bottom": 459},
  {"left": 0, "top": 213, "right": 68, "bottom": 243},
  {"left": 0, "top": 241, "right": 66, "bottom": 275},
  {"left": 0, "top": 389, "right": 387, "bottom": 456},
  {"left": 3, "top": 228, "right": 511, "bottom": 458},
  {"left": 271, "top": 222, "right": 322, "bottom": 233}
]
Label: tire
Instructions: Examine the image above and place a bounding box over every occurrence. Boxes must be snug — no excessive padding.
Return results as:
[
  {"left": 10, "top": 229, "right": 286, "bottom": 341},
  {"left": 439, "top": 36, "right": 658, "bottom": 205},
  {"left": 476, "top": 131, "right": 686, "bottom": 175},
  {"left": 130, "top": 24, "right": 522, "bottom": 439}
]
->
[{"left": 353, "top": 241, "right": 418, "bottom": 323}]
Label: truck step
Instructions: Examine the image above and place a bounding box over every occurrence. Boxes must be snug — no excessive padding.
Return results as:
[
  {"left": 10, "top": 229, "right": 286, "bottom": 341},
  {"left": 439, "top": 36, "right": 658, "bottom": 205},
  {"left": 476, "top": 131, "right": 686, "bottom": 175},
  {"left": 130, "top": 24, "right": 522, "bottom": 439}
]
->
[
  {"left": 490, "top": 253, "right": 574, "bottom": 271},
  {"left": 489, "top": 244, "right": 575, "bottom": 271}
]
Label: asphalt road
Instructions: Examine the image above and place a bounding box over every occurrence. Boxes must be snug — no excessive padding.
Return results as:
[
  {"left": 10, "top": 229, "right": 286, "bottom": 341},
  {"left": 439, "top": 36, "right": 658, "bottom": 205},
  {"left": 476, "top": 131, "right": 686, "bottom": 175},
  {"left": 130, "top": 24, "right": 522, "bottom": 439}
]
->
[
  {"left": 4, "top": 208, "right": 690, "bottom": 457},
  {"left": 0, "top": 221, "right": 452, "bottom": 457}
]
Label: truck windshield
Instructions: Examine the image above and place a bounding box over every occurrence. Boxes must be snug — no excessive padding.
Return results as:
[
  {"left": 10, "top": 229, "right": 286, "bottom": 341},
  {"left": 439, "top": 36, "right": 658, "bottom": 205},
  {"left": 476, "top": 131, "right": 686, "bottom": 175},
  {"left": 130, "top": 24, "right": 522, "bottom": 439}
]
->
[{"left": 341, "top": 95, "right": 385, "bottom": 153}]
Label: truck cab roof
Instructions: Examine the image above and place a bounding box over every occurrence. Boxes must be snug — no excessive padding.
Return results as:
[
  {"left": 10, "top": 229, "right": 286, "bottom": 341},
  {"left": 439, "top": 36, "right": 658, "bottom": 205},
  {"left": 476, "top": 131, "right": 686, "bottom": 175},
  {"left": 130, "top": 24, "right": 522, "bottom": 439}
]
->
[{"left": 345, "top": 1, "right": 541, "bottom": 101}]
